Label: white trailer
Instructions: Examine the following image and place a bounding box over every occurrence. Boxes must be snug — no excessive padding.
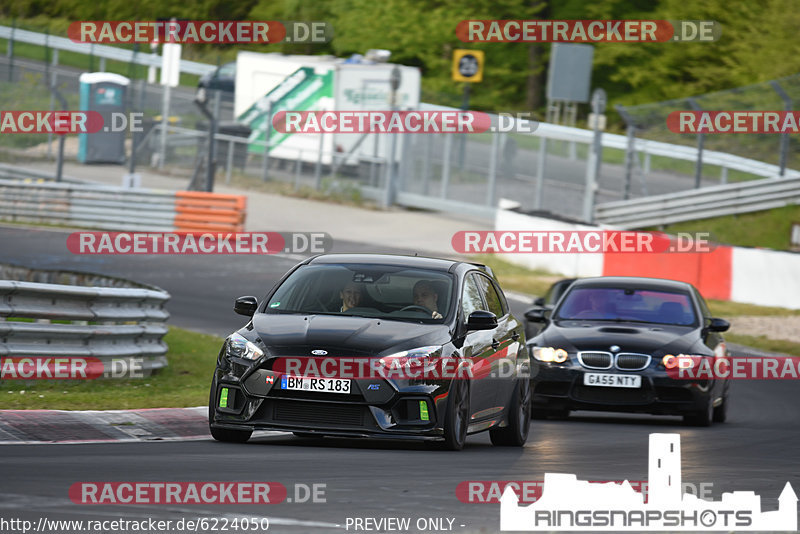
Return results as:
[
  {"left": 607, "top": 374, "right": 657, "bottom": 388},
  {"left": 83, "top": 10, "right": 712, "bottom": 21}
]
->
[{"left": 235, "top": 51, "right": 421, "bottom": 166}]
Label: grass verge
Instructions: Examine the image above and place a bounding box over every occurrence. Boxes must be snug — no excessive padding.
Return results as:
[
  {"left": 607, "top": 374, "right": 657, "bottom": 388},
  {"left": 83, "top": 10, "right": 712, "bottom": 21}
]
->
[
  {"left": 1, "top": 327, "right": 223, "bottom": 410},
  {"left": 646, "top": 205, "right": 800, "bottom": 251},
  {"left": 725, "top": 334, "right": 800, "bottom": 358}
]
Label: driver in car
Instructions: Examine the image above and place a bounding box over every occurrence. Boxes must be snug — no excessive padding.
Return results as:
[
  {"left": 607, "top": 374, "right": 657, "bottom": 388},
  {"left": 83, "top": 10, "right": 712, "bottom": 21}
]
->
[
  {"left": 340, "top": 281, "right": 363, "bottom": 312},
  {"left": 413, "top": 280, "right": 443, "bottom": 319}
]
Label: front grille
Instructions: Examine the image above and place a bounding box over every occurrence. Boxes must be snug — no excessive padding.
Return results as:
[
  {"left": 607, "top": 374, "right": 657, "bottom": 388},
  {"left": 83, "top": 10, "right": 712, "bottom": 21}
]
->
[
  {"left": 273, "top": 401, "right": 365, "bottom": 427},
  {"left": 578, "top": 352, "right": 612, "bottom": 369},
  {"left": 534, "top": 382, "right": 571, "bottom": 397},
  {"left": 615, "top": 353, "right": 651, "bottom": 371},
  {"left": 572, "top": 384, "right": 654, "bottom": 405},
  {"left": 269, "top": 388, "right": 364, "bottom": 402}
]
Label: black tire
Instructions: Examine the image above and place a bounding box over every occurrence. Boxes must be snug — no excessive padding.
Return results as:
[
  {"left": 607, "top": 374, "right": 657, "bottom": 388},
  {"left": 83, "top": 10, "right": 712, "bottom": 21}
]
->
[
  {"left": 683, "top": 397, "right": 714, "bottom": 427},
  {"left": 712, "top": 395, "right": 728, "bottom": 423},
  {"left": 208, "top": 376, "right": 253, "bottom": 443},
  {"left": 490, "top": 379, "right": 531, "bottom": 446},
  {"left": 442, "top": 378, "right": 470, "bottom": 450}
]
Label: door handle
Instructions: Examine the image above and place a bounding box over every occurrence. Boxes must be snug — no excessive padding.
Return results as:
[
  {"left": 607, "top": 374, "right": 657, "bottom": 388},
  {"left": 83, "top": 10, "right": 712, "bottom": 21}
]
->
[
  {"left": 511, "top": 331, "right": 520, "bottom": 341},
  {"left": 491, "top": 339, "right": 500, "bottom": 350}
]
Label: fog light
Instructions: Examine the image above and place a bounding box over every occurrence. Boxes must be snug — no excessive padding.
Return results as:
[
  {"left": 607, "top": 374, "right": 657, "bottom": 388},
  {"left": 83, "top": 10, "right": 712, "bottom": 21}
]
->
[{"left": 419, "top": 400, "right": 429, "bottom": 421}]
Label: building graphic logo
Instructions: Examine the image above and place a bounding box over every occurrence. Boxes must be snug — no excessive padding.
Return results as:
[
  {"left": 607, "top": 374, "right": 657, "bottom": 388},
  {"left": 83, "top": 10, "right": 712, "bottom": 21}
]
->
[{"left": 500, "top": 433, "right": 797, "bottom": 531}]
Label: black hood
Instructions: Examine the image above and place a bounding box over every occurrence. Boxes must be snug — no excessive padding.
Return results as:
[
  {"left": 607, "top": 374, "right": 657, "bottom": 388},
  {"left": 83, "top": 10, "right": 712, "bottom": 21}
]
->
[
  {"left": 249, "top": 313, "right": 452, "bottom": 357},
  {"left": 535, "top": 320, "right": 705, "bottom": 355}
]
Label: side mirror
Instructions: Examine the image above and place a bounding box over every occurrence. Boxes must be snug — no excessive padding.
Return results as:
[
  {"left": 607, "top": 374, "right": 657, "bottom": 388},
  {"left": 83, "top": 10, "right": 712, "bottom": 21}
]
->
[
  {"left": 708, "top": 317, "right": 730, "bottom": 332},
  {"left": 234, "top": 296, "right": 258, "bottom": 317},
  {"left": 525, "top": 307, "right": 551, "bottom": 323},
  {"left": 533, "top": 297, "right": 546, "bottom": 306},
  {"left": 466, "top": 310, "right": 498, "bottom": 330}
]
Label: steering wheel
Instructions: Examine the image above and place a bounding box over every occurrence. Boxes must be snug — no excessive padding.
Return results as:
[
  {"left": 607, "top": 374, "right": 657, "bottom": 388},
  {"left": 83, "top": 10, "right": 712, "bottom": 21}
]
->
[
  {"left": 398, "top": 305, "right": 432, "bottom": 315},
  {"left": 314, "top": 297, "right": 329, "bottom": 312}
]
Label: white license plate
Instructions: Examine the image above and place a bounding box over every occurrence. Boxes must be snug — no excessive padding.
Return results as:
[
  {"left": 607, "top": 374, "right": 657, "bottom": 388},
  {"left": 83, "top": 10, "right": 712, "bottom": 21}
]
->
[
  {"left": 583, "top": 373, "right": 641, "bottom": 388},
  {"left": 280, "top": 376, "right": 351, "bottom": 394}
]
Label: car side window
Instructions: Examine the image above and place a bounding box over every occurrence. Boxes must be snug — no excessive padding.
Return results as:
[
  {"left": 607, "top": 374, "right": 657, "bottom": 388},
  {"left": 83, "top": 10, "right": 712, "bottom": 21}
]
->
[
  {"left": 218, "top": 63, "right": 235, "bottom": 77},
  {"left": 475, "top": 274, "right": 506, "bottom": 318},
  {"left": 493, "top": 280, "right": 509, "bottom": 316},
  {"left": 694, "top": 288, "right": 712, "bottom": 320},
  {"left": 461, "top": 274, "right": 486, "bottom": 319}
]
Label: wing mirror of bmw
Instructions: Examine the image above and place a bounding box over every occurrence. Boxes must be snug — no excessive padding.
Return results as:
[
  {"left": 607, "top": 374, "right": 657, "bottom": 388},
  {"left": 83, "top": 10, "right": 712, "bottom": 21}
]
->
[
  {"left": 234, "top": 296, "right": 259, "bottom": 317},
  {"left": 524, "top": 306, "right": 552, "bottom": 323},
  {"left": 466, "top": 310, "right": 498, "bottom": 330},
  {"left": 707, "top": 317, "right": 730, "bottom": 332},
  {"left": 533, "top": 296, "right": 546, "bottom": 306}
]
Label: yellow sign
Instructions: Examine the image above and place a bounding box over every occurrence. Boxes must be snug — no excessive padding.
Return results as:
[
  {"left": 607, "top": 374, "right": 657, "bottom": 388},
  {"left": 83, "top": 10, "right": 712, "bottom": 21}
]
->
[{"left": 452, "top": 49, "right": 484, "bottom": 83}]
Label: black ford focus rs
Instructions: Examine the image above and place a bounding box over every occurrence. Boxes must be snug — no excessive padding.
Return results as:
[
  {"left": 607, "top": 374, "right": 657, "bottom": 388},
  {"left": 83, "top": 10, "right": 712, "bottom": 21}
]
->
[
  {"left": 526, "top": 276, "right": 731, "bottom": 426},
  {"left": 209, "top": 254, "right": 531, "bottom": 450}
]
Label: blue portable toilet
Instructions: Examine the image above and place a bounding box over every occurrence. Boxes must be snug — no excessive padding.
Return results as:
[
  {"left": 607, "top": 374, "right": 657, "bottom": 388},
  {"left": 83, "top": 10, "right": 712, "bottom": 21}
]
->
[{"left": 78, "top": 72, "right": 129, "bottom": 164}]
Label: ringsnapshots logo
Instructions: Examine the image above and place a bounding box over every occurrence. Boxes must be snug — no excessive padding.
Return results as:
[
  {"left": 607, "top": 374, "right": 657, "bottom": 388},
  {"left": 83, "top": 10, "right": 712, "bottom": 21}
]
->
[{"left": 500, "top": 433, "right": 797, "bottom": 531}]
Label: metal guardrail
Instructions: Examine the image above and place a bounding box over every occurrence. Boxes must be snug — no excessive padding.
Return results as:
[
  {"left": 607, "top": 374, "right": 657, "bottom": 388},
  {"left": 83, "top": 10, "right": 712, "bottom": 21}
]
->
[
  {"left": 0, "top": 269, "right": 170, "bottom": 377},
  {"left": 420, "top": 103, "right": 799, "bottom": 182},
  {"left": 0, "top": 178, "right": 176, "bottom": 231},
  {"left": 595, "top": 175, "right": 800, "bottom": 229},
  {"left": 0, "top": 25, "right": 216, "bottom": 77},
  {"left": 0, "top": 173, "right": 248, "bottom": 232},
  {"left": 0, "top": 163, "right": 82, "bottom": 183}
]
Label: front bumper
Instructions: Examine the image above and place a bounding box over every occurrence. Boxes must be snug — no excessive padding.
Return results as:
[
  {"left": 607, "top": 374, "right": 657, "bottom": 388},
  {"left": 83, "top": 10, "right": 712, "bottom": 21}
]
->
[
  {"left": 530, "top": 361, "right": 714, "bottom": 415},
  {"left": 210, "top": 367, "right": 451, "bottom": 439}
]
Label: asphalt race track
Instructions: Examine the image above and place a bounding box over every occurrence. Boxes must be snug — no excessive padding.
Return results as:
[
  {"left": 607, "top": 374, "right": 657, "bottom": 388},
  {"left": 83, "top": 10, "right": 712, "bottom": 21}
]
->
[{"left": 1, "top": 225, "right": 799, "bottom": 533}]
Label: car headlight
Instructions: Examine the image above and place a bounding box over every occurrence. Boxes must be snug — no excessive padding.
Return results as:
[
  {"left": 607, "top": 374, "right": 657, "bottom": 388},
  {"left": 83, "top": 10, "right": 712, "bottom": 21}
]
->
[
  {"left": 533, "top": 346, "right": 568, "bottom": 363},
  {"left": 225, "top": 333, "right": 264, "bottom": 361},
  {"left": 661, "top": 354, "right": 697, "bottom": 369},
  {"left": 379, "top": 346, "right": 443, "bottom": 372}
]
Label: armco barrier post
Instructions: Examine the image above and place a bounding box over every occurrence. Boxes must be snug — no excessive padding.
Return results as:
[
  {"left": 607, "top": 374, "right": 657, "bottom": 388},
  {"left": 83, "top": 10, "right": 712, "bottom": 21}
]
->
[
  {"left": 688, "top": 98, "right": 704, "bottom": 189},
  {"left": 615, "top": 104, "right": 638, "bottom": 200},
  {"left": 583, "top": 88, "right": 606, "bottom": 223},
  {"left": 535, "top": 135, "right": 547, "bottom": 210},
  {"left": 261, "top": 101, "right": 273, "bottom": 182},
  {"left": 6, "top": 20, "right": 14, "bottom": 82},
  {"left": 769, "top": 80, "right": 792, "bottom": 177}
]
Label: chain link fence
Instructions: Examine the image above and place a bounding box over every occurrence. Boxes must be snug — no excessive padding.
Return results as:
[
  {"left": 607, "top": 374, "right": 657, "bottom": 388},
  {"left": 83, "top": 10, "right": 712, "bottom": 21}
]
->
[
  {"left": 617, "top": 73, "right": 800, "bottom": 188},
  {"left": 2, "top": 31, "right": 796, "bottom": 222}
]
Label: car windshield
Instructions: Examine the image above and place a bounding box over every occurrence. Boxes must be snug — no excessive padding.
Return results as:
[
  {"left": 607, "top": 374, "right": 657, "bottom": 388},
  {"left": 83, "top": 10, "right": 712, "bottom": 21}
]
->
[
  {"left": 555, "top": 287, "right": 697, "bottom": 326},
  {"left": 264, "top": 263, "right": 454, "bottom": 322}
]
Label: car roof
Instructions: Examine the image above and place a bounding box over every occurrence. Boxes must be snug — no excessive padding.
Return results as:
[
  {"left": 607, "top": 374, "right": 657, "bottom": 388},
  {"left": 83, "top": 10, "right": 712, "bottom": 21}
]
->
[
  {"left": 306, "top": 253, "right": 483, "bottom": 274},
  {"left": 570, "top": 276, "right": 695, "bottom": 292}
]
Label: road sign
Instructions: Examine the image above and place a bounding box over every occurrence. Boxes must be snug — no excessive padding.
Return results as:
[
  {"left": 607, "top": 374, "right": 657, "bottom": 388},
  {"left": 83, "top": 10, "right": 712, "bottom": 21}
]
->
[
  {"left": 452, "top": 49, "right": 484, "bottom": 83},
  {"left": 587, "top": 112, "right": 606, "bottom": 130}
]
